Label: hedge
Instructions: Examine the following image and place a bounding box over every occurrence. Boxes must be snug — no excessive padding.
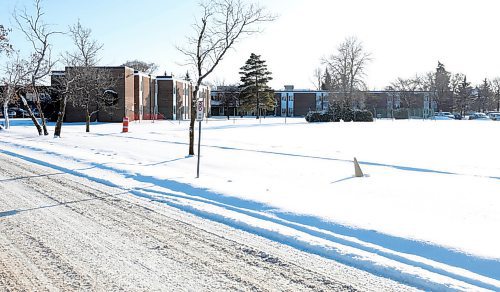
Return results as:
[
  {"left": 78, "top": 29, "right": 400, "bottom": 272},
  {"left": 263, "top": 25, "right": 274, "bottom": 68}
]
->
[{"left": 305, "top": 109, "right": 373, "bottom": 122}]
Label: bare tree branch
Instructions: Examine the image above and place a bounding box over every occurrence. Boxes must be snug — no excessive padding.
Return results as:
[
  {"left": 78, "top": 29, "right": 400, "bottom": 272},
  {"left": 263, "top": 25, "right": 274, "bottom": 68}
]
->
[
  {"left": 13, "top": 0, "right": 62, "bottom": 135},
  {"left": 322, "top": 36, "right": 371, "bottom": 108},
  {"left": 178, "top": 0, "right": 276, "bottom": 155}
]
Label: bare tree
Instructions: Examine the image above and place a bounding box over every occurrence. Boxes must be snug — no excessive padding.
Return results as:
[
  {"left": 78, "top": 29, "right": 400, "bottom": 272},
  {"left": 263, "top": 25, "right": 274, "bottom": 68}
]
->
[
  {"left": 491, "top": 77, "right": 500, "bottom": 112},
  {"left": 311, "top": 67, "right": 322, "bottom": 90},
  {"left": 387, "top": 75, "right": 422, "bottom": 116},
  {"left": 121, "top": 60, "right": 158, "bottom": 75},
  {"left": 71, "top": 67, "right": 118, "bottom": 132},
  {"left": 1, "top": 54, "right": 30, "bottom": 129},
  {"left": 51, "top": 70, "right": 79, "bottom": 137},
  {"left": 323, "top": 36, "right": 371, "bottom": 107},
  {"left": 14, "top": 0, "right": 60, "bottom": 135},
  {"left": 178, "top": 0, "right": 275, "bottom": 155},
  {"left": 214, "top": 79, "right": 240, "bottom": 119},
  {"left": 0, "top": 25, "right": 13, "bottom": 55},
  {"left": 53, "top": 20, "right": 104, "bottom": 137}
]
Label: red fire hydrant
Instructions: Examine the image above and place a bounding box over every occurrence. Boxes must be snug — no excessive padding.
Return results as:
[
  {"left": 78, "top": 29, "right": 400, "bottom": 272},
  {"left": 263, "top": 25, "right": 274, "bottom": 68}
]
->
[{"left": 122, "top": 117, "right": 129, "bottom": 133}]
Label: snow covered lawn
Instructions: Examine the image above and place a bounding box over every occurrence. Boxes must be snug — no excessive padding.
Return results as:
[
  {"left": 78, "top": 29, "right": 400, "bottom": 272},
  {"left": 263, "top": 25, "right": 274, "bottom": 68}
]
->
[{"left": 1, "top": 117, "right": 499, "bottom": 290}]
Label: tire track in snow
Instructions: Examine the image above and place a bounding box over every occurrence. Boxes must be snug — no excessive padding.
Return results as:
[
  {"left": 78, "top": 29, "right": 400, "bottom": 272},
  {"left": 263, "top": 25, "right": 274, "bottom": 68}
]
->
[{"left": 1, "top": 153, "right": 408, "bottom": 291}]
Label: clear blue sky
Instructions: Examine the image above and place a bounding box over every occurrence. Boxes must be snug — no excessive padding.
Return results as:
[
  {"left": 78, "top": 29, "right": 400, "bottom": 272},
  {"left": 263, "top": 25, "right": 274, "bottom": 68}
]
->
[{"left": 2, "top": 0, "right": 500, "bottom": 90}]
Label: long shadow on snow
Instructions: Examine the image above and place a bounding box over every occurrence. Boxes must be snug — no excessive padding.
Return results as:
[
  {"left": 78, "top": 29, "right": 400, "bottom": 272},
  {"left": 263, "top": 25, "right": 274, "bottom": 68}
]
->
[
  {"left": 94, "top": 133, "right": 500, "bottom": 180},
  {"left": 2, "top": 146, "right": 500, "bottom": 288},
  {"left": 129, "top": 176, "right": 500, "bottom": 283},
  {"left": 134, "top": 188, "right": 500, "bottom": 291}
]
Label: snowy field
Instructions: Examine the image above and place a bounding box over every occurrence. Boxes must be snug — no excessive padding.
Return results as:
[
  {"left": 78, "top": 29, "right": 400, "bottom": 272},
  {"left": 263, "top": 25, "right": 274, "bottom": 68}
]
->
[{"left": 1, "top": 117, "right": 500, "bottom": 290}]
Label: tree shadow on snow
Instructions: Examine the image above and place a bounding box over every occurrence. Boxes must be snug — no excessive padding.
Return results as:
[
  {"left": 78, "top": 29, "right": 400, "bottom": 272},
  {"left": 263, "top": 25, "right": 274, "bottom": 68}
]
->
[{"left": 2, "top": 146, "right": 500, "bottom": 290}]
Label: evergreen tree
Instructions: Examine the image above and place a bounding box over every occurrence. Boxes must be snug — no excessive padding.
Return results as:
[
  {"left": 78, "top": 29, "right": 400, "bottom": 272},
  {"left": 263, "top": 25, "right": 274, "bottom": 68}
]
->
[
  {"left": 185, "top": 71, "right": 191, "bottom": 82},
  {"left": 435, "top": 61, "right": 451, "bottom": 111},
  {"left": 457, "top": 75, "right": 473, "bottom": 115},
  {"left": 322, "top": 68, "right": 332, "bottom": 90},
  {"left": 239, "top": 53, "right": 273, "bottom": 118},
  {"left": 477, "top": 78, "right": 491, "bottom": 112}
]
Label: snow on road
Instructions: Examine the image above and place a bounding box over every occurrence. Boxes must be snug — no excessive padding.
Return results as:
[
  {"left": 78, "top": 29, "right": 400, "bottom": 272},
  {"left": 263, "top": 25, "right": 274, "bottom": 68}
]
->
[
  {"left": 0, "top": 153, "right": 412, "bottom": 291},
  {"left": 1, "top": 117, "right": 500, "bottom": 290}
]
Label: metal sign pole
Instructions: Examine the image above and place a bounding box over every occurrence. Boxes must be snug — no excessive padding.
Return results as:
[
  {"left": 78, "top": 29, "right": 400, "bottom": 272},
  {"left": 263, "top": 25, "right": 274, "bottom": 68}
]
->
[
  {"left": 196, "top": 120, "right": 201, "bottom": 178},
  {"left": 196, "top": 98, "right": 204, "bottom": 178}
]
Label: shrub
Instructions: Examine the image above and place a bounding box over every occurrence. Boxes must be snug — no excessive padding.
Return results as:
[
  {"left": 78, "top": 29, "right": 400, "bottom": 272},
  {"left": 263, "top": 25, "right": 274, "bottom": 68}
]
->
[
  {"left": 393, "top": 109, "right": 409, "bottom": 119},
  {"left": 305, "top": 111, "right": 332, "bottom": 122},
  {"left": 341, "top": 107, "right": 354, "bottom": 122},
  {"left": 307, "top": 102, "right": 373, "bottom": 123},
  {"left": 328, "top": 102, "right": 342, "bottom": 122},
  {"left": 353, "top": 110, "right": 373, "bottom": 122}
]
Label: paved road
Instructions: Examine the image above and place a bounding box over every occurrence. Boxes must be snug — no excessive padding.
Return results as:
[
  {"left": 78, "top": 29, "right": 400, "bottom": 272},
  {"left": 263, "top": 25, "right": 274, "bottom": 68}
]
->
[{"left": 0, "top": 153, "right": 416, "bottom": 291}]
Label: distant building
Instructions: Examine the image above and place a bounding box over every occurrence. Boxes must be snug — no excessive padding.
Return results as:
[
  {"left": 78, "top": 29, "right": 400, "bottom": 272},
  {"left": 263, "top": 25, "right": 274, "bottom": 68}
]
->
[
  {"left": 211, "top": 85, "right": 330, "bottom": 117},
  {"left": 51, "top": 66, "right": 135, "bottom": 123},
  {"left": 210, "top": 85, "right": 240, "bottom": 116},
  {"left": 156, "top": 75, "right": 210, "bottom": 120},
  {"left": 50, "top": 67, "right": 210, "bottom": 122},
  {"left": 212, "top": 85, "right": 441, "bottom": 118},
  {"left": 274, "top": 85, "right": 330, "bottom": 117}
]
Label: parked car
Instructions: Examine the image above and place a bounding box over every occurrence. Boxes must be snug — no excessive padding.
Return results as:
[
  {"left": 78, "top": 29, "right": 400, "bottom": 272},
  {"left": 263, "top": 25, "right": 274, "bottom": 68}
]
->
[
  {"left": 468, "top": 112, "right": 491, "bottom": 120},
  {"left": 452, "top": 113, "right": 462, "bottom": 120},
  {"left": 14, "top": 108, "right": 29, "bottom": 118},
  {"left": 434, "top": 112, "right": 454, "bottom": 120},
  {"left": 488, "top": 112, "right": 500, "bottom": 121},
  {"left": 7, "top": 110, "right": 16, "bottom": 118}
]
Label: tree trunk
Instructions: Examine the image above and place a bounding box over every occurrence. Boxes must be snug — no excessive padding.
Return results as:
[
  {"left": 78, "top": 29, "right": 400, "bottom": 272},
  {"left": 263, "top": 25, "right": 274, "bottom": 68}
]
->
[
  {"left": 85, "top": 107, "right": 90, "bottom": 133},
  {"left": 54, "top": 95, "right": 67, "bottom": 137},
  {"left": 38, "top": 103, "right": 48, "bottom": 135},
  {"left": 32, "top": 86, "right": 49, "bottom": 136},
  {"left": 189, "top": 86, "right": 200, "bottom": 156},
  {"left": 2, "top": 102, "right": 10, "bottom": 130},
  {"left": 21, "top": 95, "right": 43, "bottom": 135}
]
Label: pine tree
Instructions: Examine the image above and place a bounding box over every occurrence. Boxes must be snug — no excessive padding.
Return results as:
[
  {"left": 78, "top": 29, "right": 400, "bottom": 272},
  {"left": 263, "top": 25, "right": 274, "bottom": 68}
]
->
[
  {"left": 477, "top": 78, "right": 491, "bottom": 112},
  {"left": 239, "top": 53, "right": 273, "bottom": 118},
  {"left": 457, "top": 75, "right": 472, "bottom": 115},
  {"left": 322, "top": 68, "right": 332, "bottom": 91},
  {"left": 185, "top": 71, "right": 191, "bottom": 82},
  {"left": 435, "top": 61, "right": 451, "bottom": 111}
]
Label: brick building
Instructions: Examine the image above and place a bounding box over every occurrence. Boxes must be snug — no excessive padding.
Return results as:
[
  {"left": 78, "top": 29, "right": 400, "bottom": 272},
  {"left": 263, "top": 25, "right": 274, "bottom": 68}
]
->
[
  {"left": 275, "top": 85, "right": 330, "bottom": 117},
  {"left": 51, "top": 66, "right": 135, "bottom": 123},
  {"left": 50, "top": 67, "right": 210, "bottom": 122},
  {"left": 155, "top": 76, "right": 210, "bottom": 120},
  {"left": 211, "top": 85, "right": 440, "bottom": 118}
]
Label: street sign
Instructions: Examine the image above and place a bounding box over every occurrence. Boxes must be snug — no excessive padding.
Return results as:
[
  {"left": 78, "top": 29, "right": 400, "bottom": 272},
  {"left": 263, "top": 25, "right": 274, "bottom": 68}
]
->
[{"left": 196, "top": 99, "right": 204, "bottom": 121}]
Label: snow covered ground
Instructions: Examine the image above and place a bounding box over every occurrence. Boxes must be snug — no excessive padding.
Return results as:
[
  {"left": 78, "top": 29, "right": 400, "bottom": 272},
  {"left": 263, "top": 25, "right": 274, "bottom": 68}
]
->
[{"left": 1, "top": 117, "right": 499, "bottom": 290}]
